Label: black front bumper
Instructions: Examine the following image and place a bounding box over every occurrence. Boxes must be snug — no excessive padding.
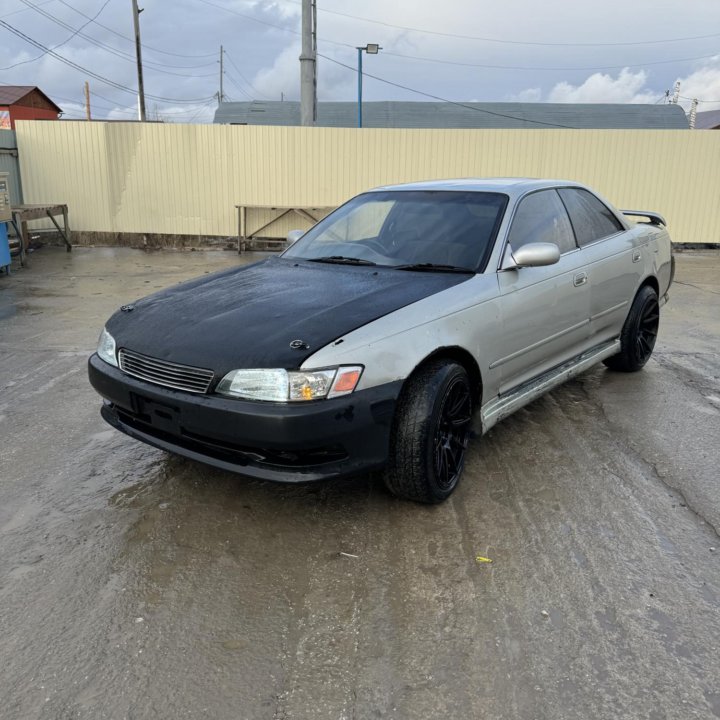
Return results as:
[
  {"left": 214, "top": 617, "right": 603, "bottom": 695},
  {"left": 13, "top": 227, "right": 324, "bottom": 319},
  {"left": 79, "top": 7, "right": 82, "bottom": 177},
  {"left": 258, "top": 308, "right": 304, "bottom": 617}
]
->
[{"left": 88, "top": 354, "right": 401, "bottom": 482}]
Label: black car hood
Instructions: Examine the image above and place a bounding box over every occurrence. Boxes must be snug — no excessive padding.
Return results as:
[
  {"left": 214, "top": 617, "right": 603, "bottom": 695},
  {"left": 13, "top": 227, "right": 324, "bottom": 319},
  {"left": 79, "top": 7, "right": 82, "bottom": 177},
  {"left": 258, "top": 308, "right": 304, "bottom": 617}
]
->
[{"left": 106, "top": 257, "right": 470, "bottom": 376}]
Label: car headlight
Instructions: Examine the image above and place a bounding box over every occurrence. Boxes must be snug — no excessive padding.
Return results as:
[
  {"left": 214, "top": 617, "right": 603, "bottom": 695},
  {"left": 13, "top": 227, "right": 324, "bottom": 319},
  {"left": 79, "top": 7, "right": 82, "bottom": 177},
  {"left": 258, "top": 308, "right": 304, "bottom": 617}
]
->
[
  {"left": 216, "top": 366, "right": 363, "bottom": 402},
  {"left": 96, "top": 328, "right": 118, "bottom": 367}
]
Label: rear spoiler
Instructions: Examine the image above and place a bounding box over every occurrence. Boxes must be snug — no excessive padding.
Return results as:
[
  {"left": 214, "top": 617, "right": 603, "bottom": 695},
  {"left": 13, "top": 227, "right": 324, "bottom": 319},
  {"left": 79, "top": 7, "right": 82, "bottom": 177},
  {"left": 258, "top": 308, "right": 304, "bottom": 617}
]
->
[{"left": 620, "top": 210, "right": 666, "bottom": 227}]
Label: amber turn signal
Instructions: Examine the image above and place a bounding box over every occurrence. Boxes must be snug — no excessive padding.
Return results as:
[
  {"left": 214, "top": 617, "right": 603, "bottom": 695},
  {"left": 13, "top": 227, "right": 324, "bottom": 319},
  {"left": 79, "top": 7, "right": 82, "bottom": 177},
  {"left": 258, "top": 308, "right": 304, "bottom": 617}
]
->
[{"left": 328, "top": 366, "right": 363, "bottom": 397}]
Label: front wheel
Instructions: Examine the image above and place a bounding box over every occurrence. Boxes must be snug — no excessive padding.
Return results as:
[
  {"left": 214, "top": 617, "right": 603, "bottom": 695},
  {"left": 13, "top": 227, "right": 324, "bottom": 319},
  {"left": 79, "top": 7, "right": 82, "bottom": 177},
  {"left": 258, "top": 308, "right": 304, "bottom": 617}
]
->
[
  {"left": 383, "top": 360, "right": 473, "bottom": 503},
  {"left": 603, "top": 285, "right": 659, "bottom": 372}
]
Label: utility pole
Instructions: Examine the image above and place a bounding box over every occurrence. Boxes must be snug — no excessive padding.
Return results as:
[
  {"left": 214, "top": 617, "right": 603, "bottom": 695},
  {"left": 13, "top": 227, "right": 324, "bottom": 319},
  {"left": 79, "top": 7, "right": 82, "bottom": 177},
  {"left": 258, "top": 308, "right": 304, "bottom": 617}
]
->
[
  {"left": 311, "top": 0, "right": 317, "bottom": 121},
  {"left": 357, "top": 48, "right": 363, "bottom": 128},
  {"left": 131, "top": 0, "right": 146, "bottom": 122},
  {"left": 299, "top": 0, "right": 316, "bottom": 126},
  {"left": 218, "top": 45, "right": 224, "bottom": 105},
  {"left": 84, "top": 81, "right": 91, "bottom": 121},
  {"left": 689, "top": 98, "right": 698, "bottom": 129}
]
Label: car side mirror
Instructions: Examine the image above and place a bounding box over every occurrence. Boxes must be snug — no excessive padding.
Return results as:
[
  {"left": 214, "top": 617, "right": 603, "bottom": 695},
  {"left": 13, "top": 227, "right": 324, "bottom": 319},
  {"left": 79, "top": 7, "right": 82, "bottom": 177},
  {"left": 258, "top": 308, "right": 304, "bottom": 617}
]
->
[
  {"left": 287, "top": 229, "right": 305, "bottom": 245},
  {"left": 502, "top": 242, "right": 560, "bottom": 270}
]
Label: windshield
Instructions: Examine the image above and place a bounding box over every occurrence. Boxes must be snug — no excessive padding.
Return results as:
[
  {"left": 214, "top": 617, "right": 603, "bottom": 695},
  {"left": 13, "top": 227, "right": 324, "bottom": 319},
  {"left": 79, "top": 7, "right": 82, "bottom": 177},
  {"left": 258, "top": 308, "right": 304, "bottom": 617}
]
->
[{"left": 283, "top": 190, "right": 508, "bottom": 271}]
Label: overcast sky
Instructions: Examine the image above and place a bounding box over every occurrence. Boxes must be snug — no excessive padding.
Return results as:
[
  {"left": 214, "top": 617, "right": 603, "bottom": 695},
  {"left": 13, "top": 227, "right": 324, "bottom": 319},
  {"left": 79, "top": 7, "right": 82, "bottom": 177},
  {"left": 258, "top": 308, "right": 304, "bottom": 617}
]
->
[{"left": 1, "top": 0, "right": 719, "bottom": 123}]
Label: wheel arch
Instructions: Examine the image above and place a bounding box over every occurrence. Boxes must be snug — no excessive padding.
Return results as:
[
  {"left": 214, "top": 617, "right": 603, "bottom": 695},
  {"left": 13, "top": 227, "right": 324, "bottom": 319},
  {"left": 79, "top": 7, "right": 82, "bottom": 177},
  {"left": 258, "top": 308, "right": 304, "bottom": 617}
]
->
[
  {"left": 404, "top": 346, "right": 483, "bottom": 407},
  {"left": 639, "top": 274, "right": 659, "bottom": 297}
]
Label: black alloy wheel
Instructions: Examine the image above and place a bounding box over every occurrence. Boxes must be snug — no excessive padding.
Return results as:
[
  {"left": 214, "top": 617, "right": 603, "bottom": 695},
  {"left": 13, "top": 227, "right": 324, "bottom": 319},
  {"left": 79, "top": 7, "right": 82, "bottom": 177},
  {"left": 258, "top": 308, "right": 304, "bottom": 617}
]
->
[
  {"left": 604, "top": 285, "right": 660, "bottom": 372},
  {"left": 384, "top": 359, "right": 474, "bottom": 503},
  {"left": 433, "top": 374, "right": 473, "bottom": 491},
  {"left": 636, "top": 294, "right": 660, "bottom": 362}
]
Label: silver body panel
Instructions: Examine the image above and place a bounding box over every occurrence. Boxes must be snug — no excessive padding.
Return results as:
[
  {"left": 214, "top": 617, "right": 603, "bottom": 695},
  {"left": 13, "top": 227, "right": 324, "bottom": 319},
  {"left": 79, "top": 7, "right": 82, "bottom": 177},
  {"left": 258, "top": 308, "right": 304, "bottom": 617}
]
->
[{"left": 301, "top": 178, "right": 673, "bottom": 434}]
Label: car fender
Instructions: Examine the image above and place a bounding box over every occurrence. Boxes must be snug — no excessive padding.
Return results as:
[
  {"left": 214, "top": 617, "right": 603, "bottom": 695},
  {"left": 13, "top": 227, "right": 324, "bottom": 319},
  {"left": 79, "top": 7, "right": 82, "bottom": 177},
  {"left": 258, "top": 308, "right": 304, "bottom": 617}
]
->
[
  {"left": 301, "top": 273, "right": 502, "bottom": 395},
  {"left": 632, "top": 225, "right": 673, "bottom": 300},
  {"left": 651, "top": 226, "right": 674, "bottom": 296}
]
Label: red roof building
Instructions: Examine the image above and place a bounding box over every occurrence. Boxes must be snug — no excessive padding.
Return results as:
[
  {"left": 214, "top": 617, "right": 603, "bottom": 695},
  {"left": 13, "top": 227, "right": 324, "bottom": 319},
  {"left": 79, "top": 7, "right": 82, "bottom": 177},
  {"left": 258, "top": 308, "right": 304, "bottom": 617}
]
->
[{"left": 0, "top": 85, "right": 62, "bottom": 130}]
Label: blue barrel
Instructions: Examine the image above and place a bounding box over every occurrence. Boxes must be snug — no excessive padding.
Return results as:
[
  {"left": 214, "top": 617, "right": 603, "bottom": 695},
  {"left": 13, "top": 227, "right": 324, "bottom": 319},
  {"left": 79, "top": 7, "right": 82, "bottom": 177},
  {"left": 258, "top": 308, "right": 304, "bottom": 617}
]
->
[{"left": 0, "top": 222, "right": 11, "bottom": 272}]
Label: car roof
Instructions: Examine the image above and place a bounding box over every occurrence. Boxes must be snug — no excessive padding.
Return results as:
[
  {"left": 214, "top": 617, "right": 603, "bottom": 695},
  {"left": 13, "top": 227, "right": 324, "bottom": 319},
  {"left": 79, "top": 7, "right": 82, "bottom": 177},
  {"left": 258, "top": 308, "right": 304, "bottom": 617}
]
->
[{"left": 370, "top": 177, "right": 586, "bottom": 197}]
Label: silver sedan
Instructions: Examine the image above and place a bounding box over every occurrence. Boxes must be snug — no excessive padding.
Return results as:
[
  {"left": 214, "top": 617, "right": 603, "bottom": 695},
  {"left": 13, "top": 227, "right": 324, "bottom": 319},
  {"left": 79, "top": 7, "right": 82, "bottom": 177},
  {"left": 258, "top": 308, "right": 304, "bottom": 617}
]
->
[{"left": 90, "top": 178, "right": 673, "bottom": 503}]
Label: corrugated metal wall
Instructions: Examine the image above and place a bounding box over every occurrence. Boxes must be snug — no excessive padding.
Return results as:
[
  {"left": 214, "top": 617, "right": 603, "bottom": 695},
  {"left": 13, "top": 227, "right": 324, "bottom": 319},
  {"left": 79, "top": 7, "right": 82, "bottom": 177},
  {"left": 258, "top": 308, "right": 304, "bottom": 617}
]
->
[
  {"left": 15, "top": 120, "right": 720, "bottom": 243},
  {"left": 0, "top": 130, "right": 23, "bottom": 206}
]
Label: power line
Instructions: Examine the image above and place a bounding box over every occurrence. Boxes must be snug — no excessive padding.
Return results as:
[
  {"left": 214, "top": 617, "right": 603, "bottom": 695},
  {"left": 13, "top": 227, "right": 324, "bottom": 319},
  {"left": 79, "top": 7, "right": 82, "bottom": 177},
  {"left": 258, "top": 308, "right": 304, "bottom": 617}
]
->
[
  {"left": 53, "top": 95, "right": 117, "bottom": 113},
  {"left": 194, "top": 0, "right": 303, "bottom": 36},
  {"left": 224, "top": 72, "right": 254, "bottom": 101},
  {"left": 90, "top": 90, "right": 137, "bottom": 115},
  {"left": 0, "top": 0, "right": 53, "bottom": 19},
  {"left": 52, "top": 90, "right": 218, "bottom": 120},
  {"left": 52, "top": 91, "right": 136, "bottom": 114},
  {"left": 0, "top": 19, "right": 139, "bottom": 95},
  {"left": 193, "top": 0, "right": 353, "bottom": 50},
  {"left": 55, "top": 0, "right": 218, "bottom": 60},
  {"left": 16, "top": 0, "right": 217, "bottom": 76},
  {"left": 191, "top": 0, "right": 716, "bottom": 74},
  {"left": 0, "top": 19, "right": 217, "bottom": 103},
  {"left": 1, "top": 0, "right": 112, "bottom": 70},
  {"left": 380, "top": 48, "right": 720, "bottom": 72},
  {"left": 679, "top": 94, "right": 720, "bottom": 103},
  {"left": 182, "top": 99, "right": 216, "bottom": 123},
  {"left": 225, "top": 52, "right": 270, "bottom": 99},
  {"left": 89, "top": 90, "right": 218, "bottom": 116},
  {"left": 317, "top": 53, "right": 574, "bottom": 128},
  {"left": 281, "top": 0, "right": 720, "bottom": 48}
]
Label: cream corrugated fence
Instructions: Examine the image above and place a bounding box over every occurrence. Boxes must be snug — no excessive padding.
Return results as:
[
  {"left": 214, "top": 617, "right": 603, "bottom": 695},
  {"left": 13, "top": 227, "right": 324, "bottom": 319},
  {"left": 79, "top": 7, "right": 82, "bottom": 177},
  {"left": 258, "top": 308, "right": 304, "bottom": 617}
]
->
[{"left": 15, "top": 120, "right": 720, "bottom": 243}]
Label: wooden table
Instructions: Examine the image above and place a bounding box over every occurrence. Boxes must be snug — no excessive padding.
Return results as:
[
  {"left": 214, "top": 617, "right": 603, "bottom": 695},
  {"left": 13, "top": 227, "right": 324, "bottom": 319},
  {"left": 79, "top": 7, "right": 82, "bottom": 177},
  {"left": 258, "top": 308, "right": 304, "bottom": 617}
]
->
[
  {"left": 235, "top": 204, "right": 328, "bottom": 252},
  {"left": 10, "top": 203, "right": 71, "bottom": 266}
]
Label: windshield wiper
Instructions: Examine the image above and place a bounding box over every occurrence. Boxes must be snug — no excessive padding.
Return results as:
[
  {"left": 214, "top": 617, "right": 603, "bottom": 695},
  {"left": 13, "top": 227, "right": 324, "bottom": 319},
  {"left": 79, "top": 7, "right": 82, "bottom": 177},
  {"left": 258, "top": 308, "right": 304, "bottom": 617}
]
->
[
  {"left": 393, "top": 263, "right": 476, "bottom": 274},
  {"left": 308, "top": 256, "right": 377, "bottom": 266}
]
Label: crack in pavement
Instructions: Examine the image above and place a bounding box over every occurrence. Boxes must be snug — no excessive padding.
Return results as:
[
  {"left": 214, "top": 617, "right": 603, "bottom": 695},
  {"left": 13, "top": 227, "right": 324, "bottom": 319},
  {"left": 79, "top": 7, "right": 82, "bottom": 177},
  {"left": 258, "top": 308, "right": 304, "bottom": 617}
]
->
[
  {"left": 646, "top": 460, "right": 720, "bottom": 541},
  {"left": 672, "top": 280, "right": 720, "bottom": 297},
  {"left": 652, "top": 353, "right": 720, "bottom": 400},
  {"left": 575, "top": 374, "right": 720, "bottom": 541}
]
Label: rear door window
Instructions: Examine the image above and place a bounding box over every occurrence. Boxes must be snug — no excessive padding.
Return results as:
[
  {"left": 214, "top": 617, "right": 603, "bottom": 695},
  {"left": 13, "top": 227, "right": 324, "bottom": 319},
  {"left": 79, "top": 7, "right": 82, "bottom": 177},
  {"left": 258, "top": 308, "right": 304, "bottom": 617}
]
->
[
  {"left": 507, "top": 189, "right": 576, "bottom": 254},
  {"left": 558, "top": 188, "right": 624, "bottom": 247}
]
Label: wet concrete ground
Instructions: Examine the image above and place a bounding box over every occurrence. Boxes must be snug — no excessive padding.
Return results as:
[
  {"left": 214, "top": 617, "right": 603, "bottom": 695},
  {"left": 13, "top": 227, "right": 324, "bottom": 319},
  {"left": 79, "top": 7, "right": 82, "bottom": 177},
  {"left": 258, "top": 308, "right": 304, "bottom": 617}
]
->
[{"left": 0, "top": 247, "right": 718, "bottom": 720}]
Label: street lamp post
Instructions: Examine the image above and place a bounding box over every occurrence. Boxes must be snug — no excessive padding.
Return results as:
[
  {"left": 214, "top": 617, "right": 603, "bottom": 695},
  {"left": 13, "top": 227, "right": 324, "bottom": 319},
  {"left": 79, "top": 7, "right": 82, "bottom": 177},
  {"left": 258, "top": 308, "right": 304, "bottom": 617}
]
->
[{"left": 356, "top": 43, "right": 380, "bottom": 128}]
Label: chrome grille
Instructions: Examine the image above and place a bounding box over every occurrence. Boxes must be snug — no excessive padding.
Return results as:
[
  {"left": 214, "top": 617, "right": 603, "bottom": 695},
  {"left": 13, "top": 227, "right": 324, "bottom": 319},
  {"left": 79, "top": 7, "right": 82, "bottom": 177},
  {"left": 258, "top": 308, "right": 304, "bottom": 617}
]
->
[{"left": 118, "top": 348, "right": 214, "bottom": 394}]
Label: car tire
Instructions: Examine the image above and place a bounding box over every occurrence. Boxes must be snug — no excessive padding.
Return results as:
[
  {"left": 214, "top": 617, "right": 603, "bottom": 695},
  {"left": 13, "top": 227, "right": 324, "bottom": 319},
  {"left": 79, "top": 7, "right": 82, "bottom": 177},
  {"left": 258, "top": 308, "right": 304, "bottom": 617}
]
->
[
  {"left": 603, "top": 285, "right": 660, "bottom": 372},
  {"left": 383, "top": 360, "right": 473, "bottom": 504}
]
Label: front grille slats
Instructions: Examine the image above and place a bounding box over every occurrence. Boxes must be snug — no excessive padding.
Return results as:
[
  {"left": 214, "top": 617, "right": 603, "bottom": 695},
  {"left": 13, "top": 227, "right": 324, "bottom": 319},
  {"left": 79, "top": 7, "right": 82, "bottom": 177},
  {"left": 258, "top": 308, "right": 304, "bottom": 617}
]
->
[
  {"left": 120, "top": 359, "right": 208, "bottom": 384},
  {"left": 121, "top": 365, "right": 209, "bottom": 391},
  {"left": 118, "top": 348, "right": 214, "bottom": 394},
  {"left": 120, "top": 353, "right": 209, "bottom": 372}
]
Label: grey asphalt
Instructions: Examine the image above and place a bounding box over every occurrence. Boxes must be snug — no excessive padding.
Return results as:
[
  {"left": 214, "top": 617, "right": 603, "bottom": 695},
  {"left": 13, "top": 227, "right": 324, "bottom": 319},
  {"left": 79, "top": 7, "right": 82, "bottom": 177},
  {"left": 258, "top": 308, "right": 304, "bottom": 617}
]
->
[{"left": 0, "top": 247, "right": 718, "bottom": 720}]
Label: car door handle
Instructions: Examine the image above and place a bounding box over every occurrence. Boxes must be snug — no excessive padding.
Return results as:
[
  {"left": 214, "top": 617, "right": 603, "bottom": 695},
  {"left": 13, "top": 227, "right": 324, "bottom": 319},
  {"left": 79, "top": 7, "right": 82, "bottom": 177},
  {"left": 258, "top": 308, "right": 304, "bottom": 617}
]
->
[
  {"left": 573, "top": 272, "right": 588, "bottom": 287},
  {"left": 632, "top": 250, "right": 642, "bottom": 263}
]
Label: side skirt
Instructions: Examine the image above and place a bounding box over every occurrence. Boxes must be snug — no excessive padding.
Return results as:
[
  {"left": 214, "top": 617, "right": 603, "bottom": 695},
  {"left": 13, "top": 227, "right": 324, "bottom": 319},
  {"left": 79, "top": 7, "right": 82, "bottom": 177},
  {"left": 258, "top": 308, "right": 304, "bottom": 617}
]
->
[{"left": 480, "top": 339, "right": 621, "bottom": 433}]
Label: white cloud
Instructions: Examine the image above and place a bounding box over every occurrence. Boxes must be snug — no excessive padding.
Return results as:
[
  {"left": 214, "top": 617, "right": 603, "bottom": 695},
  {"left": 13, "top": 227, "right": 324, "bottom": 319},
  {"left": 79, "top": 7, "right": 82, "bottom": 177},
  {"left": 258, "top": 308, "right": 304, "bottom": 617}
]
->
[
  {"left": 509, "top": 58, "right": 720, "bottom": 116},
  {"left": 246, "top": 0, "right": 300, "bottom": 21},
  {"left": 506, "top": 87, "right": 542, "bottom": 103},
  {"left": 673, "top": 57, "right": 720, "bottom": 110},
  {"left": 252, "top": 43, "right": 353, "bottom": 102},
  {"left": 253, "top": 44, "right": 302, "bottom": 101},
  {"left": 4, "top": 0, "right": 720, "bottom": 121},
  {"left": 547, "top": 68, "right": 658, "bottom": 104}
]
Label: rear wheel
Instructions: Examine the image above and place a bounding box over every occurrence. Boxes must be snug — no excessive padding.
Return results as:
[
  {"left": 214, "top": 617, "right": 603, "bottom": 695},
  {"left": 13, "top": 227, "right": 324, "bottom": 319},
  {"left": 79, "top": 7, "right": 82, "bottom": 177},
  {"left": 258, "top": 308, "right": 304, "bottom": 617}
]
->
[
  {"left": 383, "top": 360, "right": 473, "bottom": 503},
  {"left": 603, "top": 285, "right": 659, "bottom": 372}
]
